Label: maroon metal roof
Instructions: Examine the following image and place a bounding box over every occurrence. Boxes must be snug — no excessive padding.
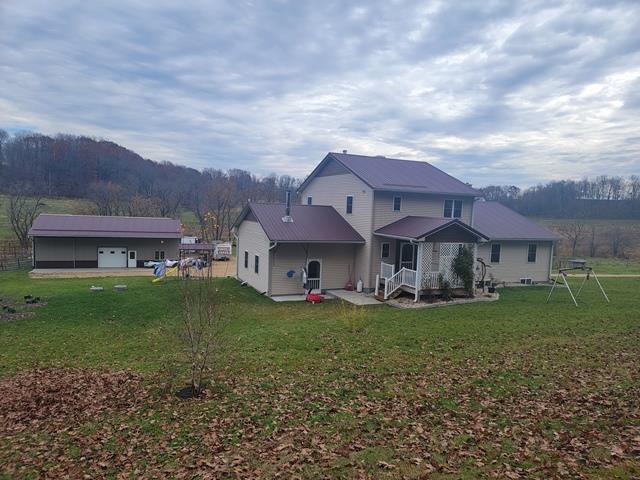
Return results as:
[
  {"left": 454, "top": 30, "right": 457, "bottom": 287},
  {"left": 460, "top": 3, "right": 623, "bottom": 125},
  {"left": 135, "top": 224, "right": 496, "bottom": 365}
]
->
[
  {"left": 28, "top": 214, "right": 182, "bottom": 238},
  {"left": 240, "top": 203, "right": 365, "bottom": 243},
  {"left": 375, "top": 215, "right": 488, "bottom": 241},
  {"left": 472, "top": 201, "right": 560, "bottom": 241},
  {"left": 300, "top": 152, "right": 480, "bottom": 196}
]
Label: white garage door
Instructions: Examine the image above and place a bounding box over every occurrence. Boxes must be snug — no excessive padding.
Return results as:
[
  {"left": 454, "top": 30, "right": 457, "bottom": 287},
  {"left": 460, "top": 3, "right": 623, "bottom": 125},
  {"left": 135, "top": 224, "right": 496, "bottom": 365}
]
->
[{"left": 98, "top": 247, "right": 127, "bottom": 268}]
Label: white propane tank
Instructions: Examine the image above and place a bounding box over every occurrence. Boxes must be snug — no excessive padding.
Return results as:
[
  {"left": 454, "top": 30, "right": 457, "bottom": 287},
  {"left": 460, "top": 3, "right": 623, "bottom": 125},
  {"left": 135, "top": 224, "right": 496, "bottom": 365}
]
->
[{"left": 356, "top": 278, "right": 363, "bottom": 292}]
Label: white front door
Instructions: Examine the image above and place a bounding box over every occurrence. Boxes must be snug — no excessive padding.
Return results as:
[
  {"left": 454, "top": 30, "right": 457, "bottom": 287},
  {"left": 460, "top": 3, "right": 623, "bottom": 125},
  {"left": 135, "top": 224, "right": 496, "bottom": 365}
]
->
[
  {"left": 127, "top": 250, "right": 137, "bottom": 268},
  {"left": 98, "top": 247, "right": 127, "bottom": 268}
]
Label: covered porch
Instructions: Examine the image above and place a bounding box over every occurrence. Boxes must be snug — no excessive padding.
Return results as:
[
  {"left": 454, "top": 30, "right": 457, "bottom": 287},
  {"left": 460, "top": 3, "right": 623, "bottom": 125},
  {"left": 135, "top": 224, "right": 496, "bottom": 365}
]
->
[{"left": 373, "top": 216, "right": 488, "bottom": 301}]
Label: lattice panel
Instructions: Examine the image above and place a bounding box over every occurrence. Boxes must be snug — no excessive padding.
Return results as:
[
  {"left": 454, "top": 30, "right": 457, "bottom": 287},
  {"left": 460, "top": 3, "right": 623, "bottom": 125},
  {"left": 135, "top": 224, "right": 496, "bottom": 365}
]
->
[{"left": 419, "top": 242, "right": 433, "bottom": 289}]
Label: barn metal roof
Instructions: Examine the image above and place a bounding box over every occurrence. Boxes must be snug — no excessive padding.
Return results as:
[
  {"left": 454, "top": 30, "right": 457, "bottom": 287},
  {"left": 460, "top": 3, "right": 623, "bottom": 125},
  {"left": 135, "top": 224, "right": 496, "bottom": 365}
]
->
[
  {"left": 472, "top": 201, "right": 560, "bottom": 241},
  {"left": 299, "top": 152, "right": 480, "bottom": 196},
  {"left": 236, "top": 203, "right": 365, "bottom": 243},
  {"left": 28, "top": 214, "right": 182, "bottom": 238}
]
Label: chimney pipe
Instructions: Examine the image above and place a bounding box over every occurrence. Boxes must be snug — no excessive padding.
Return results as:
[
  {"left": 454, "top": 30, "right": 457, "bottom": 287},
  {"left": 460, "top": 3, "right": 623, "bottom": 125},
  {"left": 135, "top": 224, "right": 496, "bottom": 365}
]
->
[
  {"left": 342, "top": 149, "right": 347, "bottom": 154},
  {"left": 282, "top": 190, "right": 294, "bottom": 223},
  {"left": 285, "top": 190, "right": 291, "bottom": 217}
]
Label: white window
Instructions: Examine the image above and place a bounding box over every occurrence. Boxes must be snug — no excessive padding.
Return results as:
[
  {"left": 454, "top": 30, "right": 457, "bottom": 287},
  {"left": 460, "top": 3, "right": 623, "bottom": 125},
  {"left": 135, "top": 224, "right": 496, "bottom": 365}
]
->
[
  {"left": 254, "top": 255, "right": 259, "bottom": 273},
  {"left": 244, "top": 251, "right": 248, "bottom": 268},
  {"left": 346, "top": 195, "right": 353, "bottom": 214},
  {"left": 381, "top": 242, "right": 390, "bottom": 258},
  {"left": 490, "top": 244, "right": 501, "bottom": 263},
  {"left": 393, "top": 196, "right": 401, "bottom": 211},
  {"left": 527, "top": 244, "right": 537, "bottom": 263},
  {"left": 154, "top": 250, "right": 165, "bottom": 260},
  {"left": 443, "top": 199, "right": 463, "bottom": 218},
  {"left": 306, "top": 196, "right": 312, "bottom": 205}
]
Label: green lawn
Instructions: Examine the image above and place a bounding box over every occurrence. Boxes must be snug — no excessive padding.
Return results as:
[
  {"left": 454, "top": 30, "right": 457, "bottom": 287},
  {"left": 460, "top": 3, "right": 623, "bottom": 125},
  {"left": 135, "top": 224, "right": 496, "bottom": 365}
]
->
[{"left": 1, "top": 271, "right": 639, "bottom": 478}]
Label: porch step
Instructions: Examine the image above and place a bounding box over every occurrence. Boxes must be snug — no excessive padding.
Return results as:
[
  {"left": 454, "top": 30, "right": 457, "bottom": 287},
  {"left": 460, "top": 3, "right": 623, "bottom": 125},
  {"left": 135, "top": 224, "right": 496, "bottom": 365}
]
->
[{"left": 400, "top": 285, "right": 416, "bottom": 294}]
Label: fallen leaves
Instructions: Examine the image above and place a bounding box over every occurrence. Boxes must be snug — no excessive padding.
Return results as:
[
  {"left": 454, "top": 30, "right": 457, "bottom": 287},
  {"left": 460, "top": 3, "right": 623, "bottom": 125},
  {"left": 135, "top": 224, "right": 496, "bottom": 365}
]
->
[{"left": 1, "top": 336, "right": 639, "bottom": 479}]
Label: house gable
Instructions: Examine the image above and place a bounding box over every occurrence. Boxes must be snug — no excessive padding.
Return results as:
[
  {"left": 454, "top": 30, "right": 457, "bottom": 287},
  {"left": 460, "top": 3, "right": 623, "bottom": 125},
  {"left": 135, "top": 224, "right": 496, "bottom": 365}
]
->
[{"left": 316, "top": 157, "right": 350, "bottom": 177}]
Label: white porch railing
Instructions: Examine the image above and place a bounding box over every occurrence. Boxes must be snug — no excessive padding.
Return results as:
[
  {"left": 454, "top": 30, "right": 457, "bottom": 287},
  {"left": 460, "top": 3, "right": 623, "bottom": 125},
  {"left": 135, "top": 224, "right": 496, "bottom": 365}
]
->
[
  {"left": 384, "top": 267, "right": 417, "bottom": 299},
  {"left": 380, "top": 261, "right": 395, "bottom": 280},
  {"left": 423, "top": 271, "right": 440, "bottom": 289},
  {"left": 307, "top": 278, "right": 320, "bottom": 292}
]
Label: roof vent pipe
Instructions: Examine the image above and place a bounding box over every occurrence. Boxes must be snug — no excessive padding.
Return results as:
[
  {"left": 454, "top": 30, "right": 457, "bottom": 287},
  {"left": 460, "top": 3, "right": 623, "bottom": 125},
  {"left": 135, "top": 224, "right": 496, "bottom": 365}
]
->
[
  {"left": 282, "top": 190, "right": 294, "bottom": 223},
  {"left": 342, "top": 149, "right": 347, "bottom": 154}
]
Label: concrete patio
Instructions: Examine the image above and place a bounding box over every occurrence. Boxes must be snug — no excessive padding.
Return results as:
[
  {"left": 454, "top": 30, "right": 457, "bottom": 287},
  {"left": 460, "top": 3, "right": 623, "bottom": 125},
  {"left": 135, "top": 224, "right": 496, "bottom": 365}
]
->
[{"left": 29, "top": 259, "right": 236, "bottom": 279}]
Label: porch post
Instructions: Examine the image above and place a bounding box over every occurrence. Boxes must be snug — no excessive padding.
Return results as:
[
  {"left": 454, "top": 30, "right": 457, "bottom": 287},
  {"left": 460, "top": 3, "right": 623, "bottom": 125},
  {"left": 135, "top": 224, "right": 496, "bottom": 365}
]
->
[
  {"left": 414, "top": 242, "right": 422, "bottom": 302},
  {"left": 473, "top": 242, "right": 478, "bottom": 292}
]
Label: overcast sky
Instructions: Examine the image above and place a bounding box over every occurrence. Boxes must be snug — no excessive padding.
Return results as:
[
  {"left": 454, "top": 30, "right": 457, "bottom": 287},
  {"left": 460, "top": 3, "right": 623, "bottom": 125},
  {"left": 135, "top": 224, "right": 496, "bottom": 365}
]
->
[{"left": 1, "top": 0, "right": 639, "bottom": 187}]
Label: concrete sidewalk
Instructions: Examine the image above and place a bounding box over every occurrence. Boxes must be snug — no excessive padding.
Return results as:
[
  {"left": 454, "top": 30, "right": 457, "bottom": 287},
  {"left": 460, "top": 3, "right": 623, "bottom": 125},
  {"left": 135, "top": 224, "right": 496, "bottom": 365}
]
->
[{"left": 327, "top": 289, "right": 383, "bottom": 305}]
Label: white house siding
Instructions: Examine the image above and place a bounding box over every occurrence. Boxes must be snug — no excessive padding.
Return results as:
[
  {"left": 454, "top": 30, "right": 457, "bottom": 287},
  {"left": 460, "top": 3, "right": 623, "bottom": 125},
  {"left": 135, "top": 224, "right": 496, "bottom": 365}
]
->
[
  {"left": 373, "top": 191, "right": 473, "bottom": 229},
  {"left": 370, "top": 191, "right": 473, "bottom": 285},
  {"left": 477, "top": 241, "right": 553, "bottom": 283},
  {"left": 270, "top": 243, "right": 357, "bottom": 295},
  {"left": 299, "top": 167, "right": 374, "bottom": 289},
  {"left": 236, "top": 219, "right": 270, "bottom": 294}
]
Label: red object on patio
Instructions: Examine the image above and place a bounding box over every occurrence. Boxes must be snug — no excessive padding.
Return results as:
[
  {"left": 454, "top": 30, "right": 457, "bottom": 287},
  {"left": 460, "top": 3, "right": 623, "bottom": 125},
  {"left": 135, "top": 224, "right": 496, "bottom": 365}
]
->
[{"left": 305, "top": 293, "right": 324, "bottom": 304}]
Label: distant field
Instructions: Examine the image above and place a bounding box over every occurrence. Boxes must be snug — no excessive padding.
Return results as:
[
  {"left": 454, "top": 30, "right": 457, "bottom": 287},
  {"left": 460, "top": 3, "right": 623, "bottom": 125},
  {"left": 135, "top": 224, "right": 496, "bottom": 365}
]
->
[
  {"left": 535, "top": 217, "right": 640, "bottom": 228},
  {"left": 0, "top": 195, "right": 92, "bottom": 241},
  {"left": 553, "top": 257, "right": 640, "bottom": 275}
]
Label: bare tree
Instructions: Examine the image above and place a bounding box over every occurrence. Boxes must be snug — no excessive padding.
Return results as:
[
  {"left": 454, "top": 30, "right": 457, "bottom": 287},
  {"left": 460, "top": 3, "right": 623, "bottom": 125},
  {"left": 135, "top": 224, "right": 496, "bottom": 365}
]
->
[
  {"left": 179, "top": 275, "right": 229, "bottom": 397},
  {"left": 87, "top": 181, "right": 124, "bottom": 216},
  {"left": 126, "top": 195, "right": 162, "bottom": 217},
  {"left": 556, "top": 221, "right": 585, "bottom": 257},
  {"left": 609, "top": 227, "right": 628, "bottom": 258},
  {"left": 6, "top": 189, "right": 44, "bottom": 249},
  {"left": 588, "top": 224, "right": 598, "bottom": 258}
]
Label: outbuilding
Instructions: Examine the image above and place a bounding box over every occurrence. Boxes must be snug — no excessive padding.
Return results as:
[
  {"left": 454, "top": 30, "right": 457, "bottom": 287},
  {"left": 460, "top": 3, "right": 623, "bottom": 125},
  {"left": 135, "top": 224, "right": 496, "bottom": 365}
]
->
[{"left": 28, "top": 214, "right": 181, "bottom": 269}]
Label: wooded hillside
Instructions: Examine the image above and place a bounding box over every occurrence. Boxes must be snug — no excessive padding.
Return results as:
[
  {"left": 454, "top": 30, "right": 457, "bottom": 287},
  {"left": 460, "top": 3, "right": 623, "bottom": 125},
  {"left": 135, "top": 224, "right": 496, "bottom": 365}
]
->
[
  {"left": 480, "top": 177, "right": 640, "bottom": 219},
  {"left": 0, "top": 131, "right": 297, "bottom": 241}
]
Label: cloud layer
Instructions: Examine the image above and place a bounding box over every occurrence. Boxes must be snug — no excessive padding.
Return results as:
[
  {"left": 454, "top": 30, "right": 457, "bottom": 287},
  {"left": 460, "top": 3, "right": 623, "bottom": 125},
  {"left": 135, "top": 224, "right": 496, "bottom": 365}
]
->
[{"left": 1, "top": 0, "right": 639, "bottom": 186}]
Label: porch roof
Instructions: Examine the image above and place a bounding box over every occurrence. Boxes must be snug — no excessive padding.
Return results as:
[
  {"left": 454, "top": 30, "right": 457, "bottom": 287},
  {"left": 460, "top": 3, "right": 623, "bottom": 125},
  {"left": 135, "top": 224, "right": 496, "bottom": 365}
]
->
[{"left": 374, "top": 216, "right": 488, "bottom": 242}]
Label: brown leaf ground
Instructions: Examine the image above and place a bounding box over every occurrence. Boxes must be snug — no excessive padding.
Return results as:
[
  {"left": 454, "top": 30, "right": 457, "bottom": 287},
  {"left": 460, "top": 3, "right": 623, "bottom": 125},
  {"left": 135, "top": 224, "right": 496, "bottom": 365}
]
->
[{"left": 1, "top": 344, "right": 639, "bottom": 479}]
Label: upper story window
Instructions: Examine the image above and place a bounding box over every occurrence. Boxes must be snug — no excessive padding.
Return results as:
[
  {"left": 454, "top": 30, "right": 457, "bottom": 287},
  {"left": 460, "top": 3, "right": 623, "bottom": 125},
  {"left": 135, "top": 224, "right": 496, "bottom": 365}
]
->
[
  {"left": 306, "top": 196, "right": 312, "bottom": 205},
  {"left": 393, "top": 195, "right": 402, "bottom": 211},
  {"left": 444, "top": 199, "right": 463, "bottom": 218},
  {"left": 346, "top": 195, "right": 353, "bottom": 214},
  {"left": 528, "top": 244, "right": 537, "bottom": 263},
  {"left": 490, "top": 244, "right": 501, "bottom": 263}
]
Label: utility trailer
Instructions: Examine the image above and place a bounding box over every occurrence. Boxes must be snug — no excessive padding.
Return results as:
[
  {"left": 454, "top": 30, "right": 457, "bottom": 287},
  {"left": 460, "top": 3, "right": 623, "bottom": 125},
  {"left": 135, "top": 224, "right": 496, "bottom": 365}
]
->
[{"left": 214, "top": 242, "right": 232, "bottom": 261}]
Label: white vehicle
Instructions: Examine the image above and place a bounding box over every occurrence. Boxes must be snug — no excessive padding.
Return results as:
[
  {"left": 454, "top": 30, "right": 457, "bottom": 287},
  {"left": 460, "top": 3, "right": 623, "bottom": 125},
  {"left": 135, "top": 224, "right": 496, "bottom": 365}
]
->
[{"left": 214, "top": 242, "right": 232, "bottom": 260}]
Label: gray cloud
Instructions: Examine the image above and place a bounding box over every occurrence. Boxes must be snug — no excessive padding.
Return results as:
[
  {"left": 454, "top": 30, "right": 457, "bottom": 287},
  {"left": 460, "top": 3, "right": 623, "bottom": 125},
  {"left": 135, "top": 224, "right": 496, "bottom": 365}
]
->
[{"left": 1, "top": 0, "right": 639, "bottom": 186}]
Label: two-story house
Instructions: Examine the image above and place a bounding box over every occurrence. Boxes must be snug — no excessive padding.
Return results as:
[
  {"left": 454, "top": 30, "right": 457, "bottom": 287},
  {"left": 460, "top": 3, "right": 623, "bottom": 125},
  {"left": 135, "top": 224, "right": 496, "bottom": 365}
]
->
[{"left": 234, "top": 152, "right": 558, "bottom": 299}]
